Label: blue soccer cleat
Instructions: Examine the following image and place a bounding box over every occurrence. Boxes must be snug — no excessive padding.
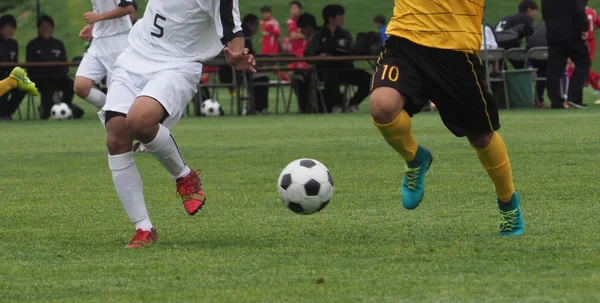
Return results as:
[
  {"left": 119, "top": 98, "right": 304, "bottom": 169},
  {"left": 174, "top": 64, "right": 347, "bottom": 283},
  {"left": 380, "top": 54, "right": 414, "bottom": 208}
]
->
[
  {"left": 401, "top": 146, "right": 433, "bottom": 209},
  {"left": 498, "top": 192, "right": 524, "bottom": 236}
]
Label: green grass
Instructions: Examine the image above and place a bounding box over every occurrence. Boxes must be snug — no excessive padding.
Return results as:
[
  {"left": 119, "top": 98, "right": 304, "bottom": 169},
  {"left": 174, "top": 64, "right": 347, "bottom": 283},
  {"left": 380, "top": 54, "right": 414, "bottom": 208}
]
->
[{"left": 1, "top": 97, "right": 600, "bottom": 301}]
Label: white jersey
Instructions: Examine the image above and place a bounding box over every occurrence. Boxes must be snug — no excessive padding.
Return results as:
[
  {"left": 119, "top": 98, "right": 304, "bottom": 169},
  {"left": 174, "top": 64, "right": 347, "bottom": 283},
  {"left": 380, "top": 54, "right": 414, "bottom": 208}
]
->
[
  {"left": 91, "top": 0, "right": 134, "bottom": 38},
  {"left": 128, "top": 0, "right": 242, "bottom": 63}
]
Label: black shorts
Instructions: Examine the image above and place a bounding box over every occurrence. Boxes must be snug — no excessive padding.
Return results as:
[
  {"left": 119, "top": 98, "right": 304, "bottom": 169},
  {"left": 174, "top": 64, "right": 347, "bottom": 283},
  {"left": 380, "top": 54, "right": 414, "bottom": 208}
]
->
[{"left": 371, "top": 36, "right": 500, "bottom": 137}]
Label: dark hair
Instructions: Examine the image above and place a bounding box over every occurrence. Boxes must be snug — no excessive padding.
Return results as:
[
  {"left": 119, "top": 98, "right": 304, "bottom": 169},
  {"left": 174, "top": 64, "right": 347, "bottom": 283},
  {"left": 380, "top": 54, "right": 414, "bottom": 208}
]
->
[
  {"left": 290, "top": 1, "right": 302, "bottom": 9},
  {"left": 37, "top": 15, "right": 54, "bottom": 28},
  {"left": 518, "top": 0, "right": 538, "bottom": 13},
  {"left": 322, "top": 4, "right": 345, "bottom": 23},
  {"left": 242, "top": 14, "right": 259, "bottom": 36},
  {"left": 297, "top": 12, "right": 317, "bottom": 29},
  {"left": 373, "top": 15, "right": 386, "bottom": 25},
  {"left": 132, "top": 0, "right": 138, "bottom": 11},
  {"left": 260, "top": 5, "right": 272, "bottom": 13},
  {"left": 243, "top": 14, "right": 259, "bottom": 27},
  {"left": 0, "top": 14, "right": 17, "bottom": 28}
]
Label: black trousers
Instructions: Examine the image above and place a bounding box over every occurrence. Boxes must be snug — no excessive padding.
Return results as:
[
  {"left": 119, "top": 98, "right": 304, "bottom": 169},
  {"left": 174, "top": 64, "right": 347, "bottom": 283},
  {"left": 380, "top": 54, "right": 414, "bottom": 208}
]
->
[
  {"left": 530, "top": 59, "right": 547, "bottom": 103},
  {"left": 0, "top": 89, "right": 26, "bottom": 117},
  {"left": 249, "top": 73, "right": 269, "bottom": 112},
  {"left": 321, "top": 69, "right": 371, "bottom": 111},
  {"left": 33, "top": 76, "right": 76, "bottom": 119},
  {"left": 547, "top": 38, "right": 590, "bottom": 105},
  {"left": 292, "top": 68, "right": 326, "bottom": 114}
]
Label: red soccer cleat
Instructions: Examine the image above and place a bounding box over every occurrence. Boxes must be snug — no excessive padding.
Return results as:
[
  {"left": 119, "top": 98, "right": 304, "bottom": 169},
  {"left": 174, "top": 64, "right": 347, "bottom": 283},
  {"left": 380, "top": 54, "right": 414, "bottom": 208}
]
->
[
  {"left": 125, "top": 228, "right": 158, "bottom": 248},
  {"left": 176, "top": 170, "right": 206, "bottom": 215}
]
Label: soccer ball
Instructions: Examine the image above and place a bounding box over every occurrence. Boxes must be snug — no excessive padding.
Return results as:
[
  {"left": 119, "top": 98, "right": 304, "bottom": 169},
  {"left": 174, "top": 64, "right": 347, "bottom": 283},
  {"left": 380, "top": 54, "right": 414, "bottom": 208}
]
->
[
  {"left": 51, "top": 103, "right": 73, "bottom": 120},
  {"left": 200, "top": 99, "right": 224, "bottom": 117},
  {"left": 278, "top": 158, "right": 334, "bottom": 215}
]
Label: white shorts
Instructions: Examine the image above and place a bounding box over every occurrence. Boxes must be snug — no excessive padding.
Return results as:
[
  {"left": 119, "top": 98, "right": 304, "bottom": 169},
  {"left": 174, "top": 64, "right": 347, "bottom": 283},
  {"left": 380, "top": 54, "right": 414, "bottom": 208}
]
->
[
  {"left": 75, "top": 33, "right": 129, "bottom": 84},
  {"left": 99, "top": 47, "right": 203, "bottom": 129}
]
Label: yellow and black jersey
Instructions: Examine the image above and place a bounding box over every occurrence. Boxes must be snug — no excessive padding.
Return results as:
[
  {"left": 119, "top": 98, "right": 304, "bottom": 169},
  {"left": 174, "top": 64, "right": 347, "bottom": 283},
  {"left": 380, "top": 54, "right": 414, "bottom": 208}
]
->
[{"left": 386, "top": 0, "right": 484, "bottom": 54}]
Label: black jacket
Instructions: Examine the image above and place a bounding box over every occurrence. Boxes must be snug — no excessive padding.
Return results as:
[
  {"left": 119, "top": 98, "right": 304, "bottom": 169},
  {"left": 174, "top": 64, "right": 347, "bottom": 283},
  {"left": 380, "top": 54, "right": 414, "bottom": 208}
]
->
[
  {"left": 26, "top": 36, "right": 69, "bottom": 79},
  {"left": 542, "top": 0, "right": 588, "bottom": 42},
  {"left": 494, "top": 13, "right": 534, "bottom": 48},
  {"left": 0, "top": 38, "right": 18, "bottom": 76},
  {"left": 526, "top": 22, "right": 548, "bottom": 49},
  {"left": 304, "top": 26, "right": 354, "bottom": 70}
]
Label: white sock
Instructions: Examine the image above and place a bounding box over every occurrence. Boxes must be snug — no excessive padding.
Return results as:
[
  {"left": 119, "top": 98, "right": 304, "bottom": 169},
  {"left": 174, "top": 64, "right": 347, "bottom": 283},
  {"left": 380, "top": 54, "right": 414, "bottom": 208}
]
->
[
  {"left": 108, "top": 152, "right": 153, "bottom": 231},
  {"left": 84, "top": 88, "right": 106, "bottom": 108},
  {"left": 144, "top": 124, "right": 191, "bottom": 179}
]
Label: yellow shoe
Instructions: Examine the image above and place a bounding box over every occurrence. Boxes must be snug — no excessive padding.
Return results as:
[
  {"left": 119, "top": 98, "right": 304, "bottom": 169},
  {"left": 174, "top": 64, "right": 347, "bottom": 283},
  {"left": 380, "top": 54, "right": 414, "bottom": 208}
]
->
[{"left": 9, "top": 67, "right": 39, "bottom": 96}]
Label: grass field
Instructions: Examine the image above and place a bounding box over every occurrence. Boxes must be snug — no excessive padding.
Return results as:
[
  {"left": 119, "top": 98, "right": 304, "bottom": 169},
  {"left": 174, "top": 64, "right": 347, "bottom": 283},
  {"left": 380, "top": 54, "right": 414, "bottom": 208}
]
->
[{"left": 1, "top": 99, "right": 599, "bottom": 301}]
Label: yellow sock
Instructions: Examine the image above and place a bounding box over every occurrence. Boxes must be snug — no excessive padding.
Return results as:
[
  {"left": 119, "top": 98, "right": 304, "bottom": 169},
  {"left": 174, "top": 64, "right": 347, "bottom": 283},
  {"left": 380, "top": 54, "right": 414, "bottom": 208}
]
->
[
  {"left": 372, "top": 111, "right": 418, "bottom": 162},
  {"left": 474, "top": 133, "right": 515, "bottom": 203},
  {"left": 0, "top": 77, "right": 18, "bottom": 97}
]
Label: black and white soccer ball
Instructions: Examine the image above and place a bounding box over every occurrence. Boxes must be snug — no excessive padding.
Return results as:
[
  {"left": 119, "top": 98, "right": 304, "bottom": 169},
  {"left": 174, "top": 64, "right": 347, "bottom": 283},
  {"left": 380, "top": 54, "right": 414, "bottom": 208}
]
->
[
  {"left": 50, "top": 103, "right": 73, "bottom": 120},
  {"left": 200, "top": 99, "right": 224, "bottom": 117},
  {"left": 278, "top": 158, "right": 334, "bottom": 215}
]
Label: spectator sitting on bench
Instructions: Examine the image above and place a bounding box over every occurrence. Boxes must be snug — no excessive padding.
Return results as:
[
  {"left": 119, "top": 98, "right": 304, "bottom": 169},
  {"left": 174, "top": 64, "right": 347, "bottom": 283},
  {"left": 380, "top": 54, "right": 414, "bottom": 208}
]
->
[
  {"left": 0, "top": 14, "right": 26, "bottom": 120},
  {"left": 26, "top": 15, "right": 83, "bottom": 119},
  {"left": 294, "top": 12, "right": 321, "bottom": 114},
  {"left": 494, "top": 0, "right": 538, "bottom": 69},
  {"left": 305, "top": 4, "right": 371, "bottom": 113}
]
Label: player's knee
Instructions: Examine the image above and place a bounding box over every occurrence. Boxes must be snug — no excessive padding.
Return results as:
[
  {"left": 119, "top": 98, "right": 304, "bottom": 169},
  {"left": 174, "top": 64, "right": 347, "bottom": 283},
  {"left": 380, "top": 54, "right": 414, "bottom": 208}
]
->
[
  {"left": 468, "top": 132, "right": 494, "bottom": 149},
  {"left": 126, "top": 112, "right": 158, "bottom": 141},
  {"left": 370, "top": 87, "right": 403, "bottom": 124},
  {"left": 73, "top": 78, "right": 92, "bottom": 98},
  {"left": 106, "top": 134, "right": 131, "bottom": 154},
  {"left": 105, "top": 116, "right": 131, "bottom": 154}
]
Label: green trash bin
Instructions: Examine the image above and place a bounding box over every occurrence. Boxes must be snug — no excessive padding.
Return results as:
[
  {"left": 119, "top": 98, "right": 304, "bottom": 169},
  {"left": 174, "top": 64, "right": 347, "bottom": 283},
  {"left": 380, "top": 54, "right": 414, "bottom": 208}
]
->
[
  {"left": 490, "top": 70, "right": 534, "bottom": 109},
  {"left": 504, "top": 70, "right": 534, "bottom": 109}
]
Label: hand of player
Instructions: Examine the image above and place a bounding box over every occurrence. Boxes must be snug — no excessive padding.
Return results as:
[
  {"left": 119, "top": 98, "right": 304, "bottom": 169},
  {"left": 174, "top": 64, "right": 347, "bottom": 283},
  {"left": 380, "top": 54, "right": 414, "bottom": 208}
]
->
[
  {"left": 84, "top": 12, "right": 100, "bottom": 24},
  {"left": 224, "top": 47, "right": 257, "bottom": 73},
  {"left": 79, "top": 25, "right": 93, "bottom": 42},
  {"left": 582, "top": 31, "right": 589, "bottom": 40}
]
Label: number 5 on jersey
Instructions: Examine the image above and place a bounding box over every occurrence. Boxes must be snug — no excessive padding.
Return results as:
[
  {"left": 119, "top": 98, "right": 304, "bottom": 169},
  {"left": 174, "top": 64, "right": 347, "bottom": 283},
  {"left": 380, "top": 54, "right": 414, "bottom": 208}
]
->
[
  {"left": 380, "top": 64, "right": 400, "bottom": 82},
  {"left": 151, "top": 13, "right": 166, "bottom": 38}
]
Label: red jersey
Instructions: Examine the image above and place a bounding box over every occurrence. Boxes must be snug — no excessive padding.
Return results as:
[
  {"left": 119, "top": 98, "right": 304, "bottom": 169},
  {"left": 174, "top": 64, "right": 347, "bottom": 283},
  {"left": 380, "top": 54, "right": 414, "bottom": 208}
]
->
[
  {"left": 586, "top": 7, "right": 600, "bottom": 41},
  {"left": 287, "top": 17, "right": 307, "bottom": 58},
  {"left": 260, "top": 18, "right": 280, "bottom": 54}
]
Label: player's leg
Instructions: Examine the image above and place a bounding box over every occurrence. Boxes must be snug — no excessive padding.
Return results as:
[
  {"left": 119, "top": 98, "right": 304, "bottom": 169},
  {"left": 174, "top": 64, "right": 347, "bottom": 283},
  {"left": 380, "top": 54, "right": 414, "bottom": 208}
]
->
[
  {"left": 547, "top": 42, "right": 568, "bottom": 109},
  {"left": 127, "top": 66, "right": 206, "bottom": 216},
  {"left": 585, "top": 40, "right": 600, "bottom": 91},
  {"left": 429, "top": 51, "right": 523, "bottom": 236},
  {"left": 74, "top": 54, "right": 108, "bottom": 108},
  {"left": 103, "top": 64, "right": 156, "bottom": 248},
  {"left": 106, "top": 114, "right": 157, "bottom": 248},
  {"left": 0, "top": 67, "right": 38, "bottom": 97},
  {"left": 370, "top": 37, "right": 433, "bottom": 209},
  {"left": 566, "top": 39, "right": 590, "bottom": 108}
]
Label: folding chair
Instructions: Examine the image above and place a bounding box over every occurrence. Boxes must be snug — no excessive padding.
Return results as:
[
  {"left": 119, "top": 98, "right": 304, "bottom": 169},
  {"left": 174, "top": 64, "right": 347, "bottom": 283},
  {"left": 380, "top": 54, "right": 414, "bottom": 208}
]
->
[
  {"left": 270, "top": 53, "right": 296, "bottom": 114},
  {"left": 480, "top": 48, "right": 510, "bottom": 108},
  {"left": 525, "top": 46, "right": 549, "bottom": 104},
  {"left": 504, "top": 47, "right": 528, "bottom": 70}
]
